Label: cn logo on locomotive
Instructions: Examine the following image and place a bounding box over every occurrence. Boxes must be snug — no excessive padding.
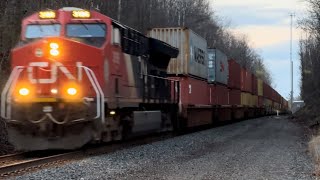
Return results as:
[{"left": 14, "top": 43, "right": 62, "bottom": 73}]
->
[{"left": 27, "top": 62, "right": 81, "bottom": 84}]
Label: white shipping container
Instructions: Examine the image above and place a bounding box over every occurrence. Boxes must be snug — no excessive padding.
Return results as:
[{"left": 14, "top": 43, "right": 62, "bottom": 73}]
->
[
  {"left": 207, "top": 49, "right": 229, "bottom": 85},
  {"left": 147, "top": 27, "right": 208, "bottom": 79}
]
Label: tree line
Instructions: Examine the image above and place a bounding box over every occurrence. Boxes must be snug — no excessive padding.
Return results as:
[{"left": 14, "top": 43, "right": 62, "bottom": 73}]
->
[
  {"left": 0, "top": 0, "right": 272, "bottom": 85},
  {"left": 299, "top": 0, "right": 320, "bottom": 106}
]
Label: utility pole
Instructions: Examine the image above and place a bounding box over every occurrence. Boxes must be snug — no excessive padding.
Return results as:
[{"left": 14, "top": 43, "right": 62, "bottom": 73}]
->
[
  {"left": 117, "top": 0, "right": 121, "bottom": 21},
  {"left": 290, "top": 13, "right": 295, "bottom": 110}
]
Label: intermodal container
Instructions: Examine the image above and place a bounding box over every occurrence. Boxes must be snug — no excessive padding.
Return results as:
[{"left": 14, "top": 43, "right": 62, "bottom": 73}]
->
[
  {"left": 263, "top": 82, "right": 271, "bottom": 99},
  {"left": 207, "top": 49, "right": 229, "bottom": 85},
  {"left": 171, "top": 76, "right": 209, "bottom": 106},
  {"left": 216, "top": 84, "right": 229, "bottom": 105},
  {"left": 228, "top": 59, "right": 241, "bottom": 89},
  {"left": 284, "top": 100, "right": 288, "bottom": 109},
  {"left": 271, "top": 89, "right": 277, "bottom": 102},
  {"left": 241, "top": 68, "right": 252, "bottom": 93},
  {"left": 252, "top": 75, "right": 258, "bottom": 95},
  {"left": 228, "top": 89, "right": 241, "bottom": 105},
  {"left": 148, "top": 28, "right": 208, "bottom": 79},
  {"left": 270, "top": 89, "right": 274, "bottom": 101},
  {"left": 258, "top": 96, "right": 264, "bottom": 107},
  {"left": 277, "top": 93, "right": 281, "bottom": 103},
  {"left": 208, "top": 84, "right": 217, "bottom": 105},
  {"left": 257, "top": 79, "right": 263, "bottom": 96},
  {"left": 241, "top": 92, "right": 251, "bottom": 106},
  {"left": 273, "top": 102, "right": 280, "bottom": 110},
  {"left": 251, "top": 95, "right": 258, "bottom": 107},
  {"left": 264, "top": 98, "right": 273, "bottom": 107}
]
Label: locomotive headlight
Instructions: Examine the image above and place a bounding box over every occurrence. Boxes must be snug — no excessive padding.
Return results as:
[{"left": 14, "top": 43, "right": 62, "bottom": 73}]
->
[
  {"left": 62, "top": 83, "right": 81, "bottom": 100},
  {"left": 67, "top": 88, "right": 77, "bottom": 96},
  {"left": 50, "top": 49, "right": 59, "bottom": 56},
  {"left": 51, "top": 88, "right": 58, "bottom": 94},
  {"left": 49, "top": 42, "right": 59, "bottom": 56},
  {"left": 50, "top": 43, "right": 59, "bottom": 49},
  {"left": 19, "top": 88, "right": 30, "bottom": 96}
]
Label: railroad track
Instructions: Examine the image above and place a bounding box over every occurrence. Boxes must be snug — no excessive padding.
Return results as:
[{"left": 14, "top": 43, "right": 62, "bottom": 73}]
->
[
  {"left": 0, "top": 133, "right": 173, "bottom": 178},
  {"left": 0, "top": 151, "right": 82, "bottom": 178}
]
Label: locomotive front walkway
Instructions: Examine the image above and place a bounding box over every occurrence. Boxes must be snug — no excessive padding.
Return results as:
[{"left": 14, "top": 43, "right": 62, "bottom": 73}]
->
[{"left": 16, "top": 116, "right": 314, "bottom": 180}]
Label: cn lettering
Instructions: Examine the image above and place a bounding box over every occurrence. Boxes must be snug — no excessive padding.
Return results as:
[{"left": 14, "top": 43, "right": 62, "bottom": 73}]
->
[{"left": 27, "top": 62, "right": 82, "bottom": 84}]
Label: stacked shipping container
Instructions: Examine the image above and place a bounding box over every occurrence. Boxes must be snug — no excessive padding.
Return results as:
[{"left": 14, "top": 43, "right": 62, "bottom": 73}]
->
[
  {"left": 252, "top": 75, "right": 258, "bottom": 95},
  {"left": 229, "top": 89, "right": 241, "bottom": 105},
  {"left": 228, "top": 59, "right": 241, "bottom": 89},
  {"left": 174, "top": 77, "right": 209, "bottom": 106},
  {"left": 148, "top": 27, "right": 209, "bottom": 109},
  {"left": 207, "top": 49, "right": 229, "bottom": 106},
  {"left": 207, "top": 49, "right": 229, "bottom": 85},
  {"left": 241, "top": 68, "right": 252, "bottom": 93},
  {"left": 148, "top": 27, "right": 208, "bottom": 79},
  {"left": 148, "top": 27, "right": 288, "bottom": 120},
  {"left": 228, "top": 59, "right": 241, "bottom": 107},
  {"left": 215, "top": 84, "right": 229, "bottom": 105},
  {"left": 257, "top": 79, "right": 263, "bottom": 96}
]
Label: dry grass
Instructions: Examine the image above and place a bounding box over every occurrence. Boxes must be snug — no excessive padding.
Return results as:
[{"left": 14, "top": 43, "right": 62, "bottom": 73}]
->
[
  {"left": 294, "top": 105, "right": 320, "bottom": 176},
  {"left": 309, "top": 136, "right": 320, "bottom": 161},
  {"left": 309, "top": 135, "right": 320, "bottom": 176}
]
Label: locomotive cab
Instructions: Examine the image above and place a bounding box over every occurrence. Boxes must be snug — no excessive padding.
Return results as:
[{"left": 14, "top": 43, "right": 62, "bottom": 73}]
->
[
  {"left": 22, "top": 8, "right": 107, "bottom": 47},
  {"left": 2, "top": 8, "right": 112, "bottom": 150}
]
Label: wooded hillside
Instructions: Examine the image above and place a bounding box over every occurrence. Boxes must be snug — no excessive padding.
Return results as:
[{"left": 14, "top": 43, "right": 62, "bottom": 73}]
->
[
  {"left": 299, "top": 0, "right": 320, "bottom": 105},
  {"left": 0, "top": 0, "right": 272, "bottom": 84}
]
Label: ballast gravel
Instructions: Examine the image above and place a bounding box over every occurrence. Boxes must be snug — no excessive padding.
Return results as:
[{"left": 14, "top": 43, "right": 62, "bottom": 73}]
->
[{"left": 14, "top": 116, "right": 314, "bottom": 180}]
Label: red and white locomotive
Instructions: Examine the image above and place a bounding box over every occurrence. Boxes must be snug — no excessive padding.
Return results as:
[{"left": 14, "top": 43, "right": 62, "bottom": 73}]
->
[{"left": 1, "top": 7, "right": 179, "bottom": 150}]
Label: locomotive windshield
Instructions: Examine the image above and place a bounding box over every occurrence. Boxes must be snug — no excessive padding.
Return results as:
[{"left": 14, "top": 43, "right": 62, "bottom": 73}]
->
[
  {"left": 66, "top": 23, "right": 106, "bottom": 47},
  {"left": 25, "top": 24, "right": 61, "bottom": 39}
]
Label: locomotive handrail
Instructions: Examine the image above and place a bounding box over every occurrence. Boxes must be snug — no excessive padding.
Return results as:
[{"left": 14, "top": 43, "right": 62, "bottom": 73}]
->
[
  {"left": 142, "top": 74, "right": 180, "bottom": 82},
  {"left": 78, "top": 65, "right": 105, "bottom": 125},
  {"left": 1, "top": 66, "right": 25, "bottom": 119}
]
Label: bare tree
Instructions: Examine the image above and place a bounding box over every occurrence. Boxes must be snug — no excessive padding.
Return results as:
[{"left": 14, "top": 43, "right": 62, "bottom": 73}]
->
[
  {"left": 298, "top": 0, "right": 320, "bottom": 105},
  {"left": 0, "top": 0, "right": 273, "bottom": 88}
]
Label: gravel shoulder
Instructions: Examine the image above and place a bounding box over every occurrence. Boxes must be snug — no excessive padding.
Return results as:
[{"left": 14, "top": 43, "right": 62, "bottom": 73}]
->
[{"left": 14, "top": 116, "right": 314, "bottom": 180}]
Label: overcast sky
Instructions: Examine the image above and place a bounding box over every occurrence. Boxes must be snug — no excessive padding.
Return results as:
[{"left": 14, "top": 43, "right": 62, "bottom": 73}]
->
[{"left": 210, "top": 0, "right": 308, "bottom": 99}]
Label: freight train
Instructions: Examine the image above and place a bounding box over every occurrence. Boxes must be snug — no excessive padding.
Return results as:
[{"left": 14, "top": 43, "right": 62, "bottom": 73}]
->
[{"left": 1, "top": 8, "right": 288, "bottom": 151}]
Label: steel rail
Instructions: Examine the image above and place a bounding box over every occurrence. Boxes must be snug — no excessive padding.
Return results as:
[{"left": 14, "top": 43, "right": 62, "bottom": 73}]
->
[
  {"left": 0, "top": 153, "right": 25, "bottom": 165},
  {"left": 0, "top": 151, "right": 82, "bottom": 178}
]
